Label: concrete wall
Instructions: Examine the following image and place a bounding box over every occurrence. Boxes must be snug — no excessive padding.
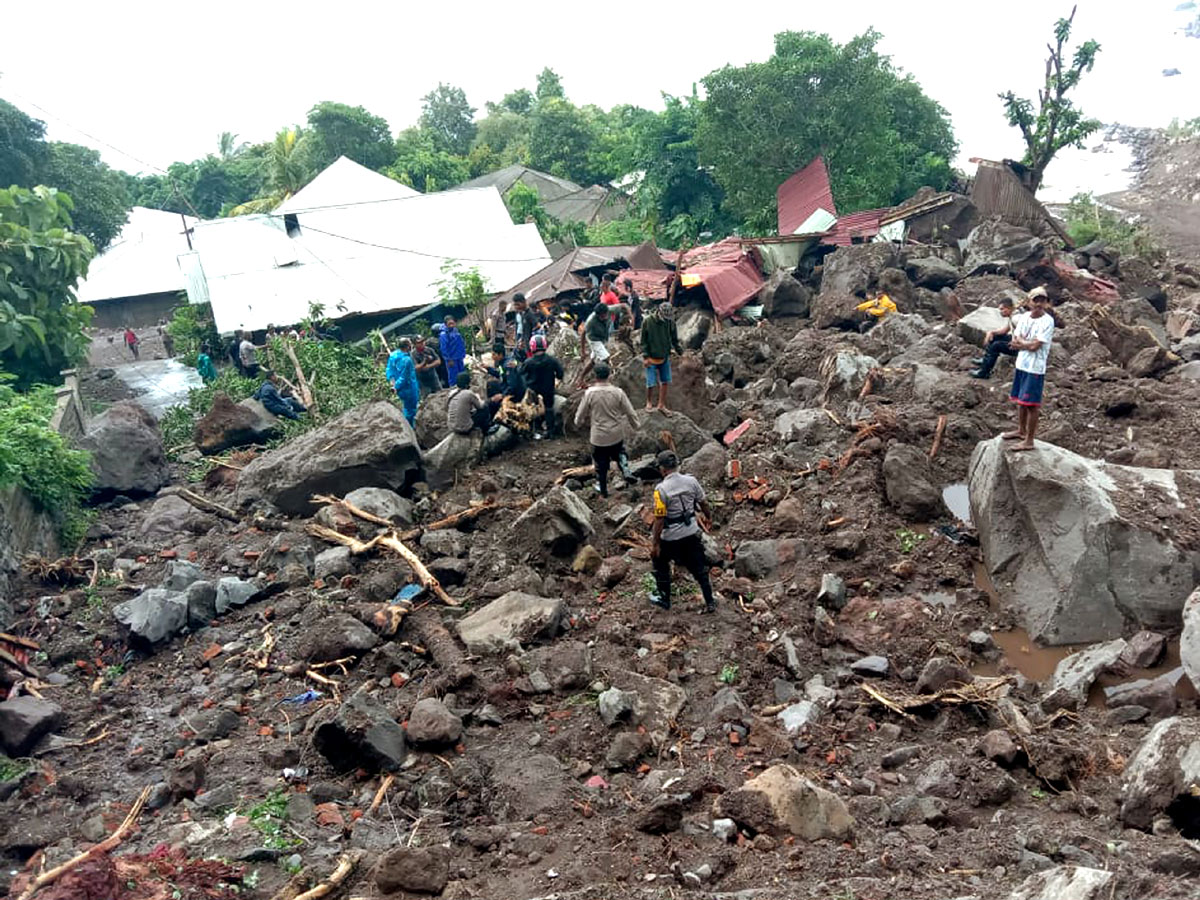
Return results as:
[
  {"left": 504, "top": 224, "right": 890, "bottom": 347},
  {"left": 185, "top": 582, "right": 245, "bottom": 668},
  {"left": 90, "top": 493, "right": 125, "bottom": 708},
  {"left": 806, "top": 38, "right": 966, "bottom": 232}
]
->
[{"left": 86, "top": 291, "right": 185, "bottom": 330}]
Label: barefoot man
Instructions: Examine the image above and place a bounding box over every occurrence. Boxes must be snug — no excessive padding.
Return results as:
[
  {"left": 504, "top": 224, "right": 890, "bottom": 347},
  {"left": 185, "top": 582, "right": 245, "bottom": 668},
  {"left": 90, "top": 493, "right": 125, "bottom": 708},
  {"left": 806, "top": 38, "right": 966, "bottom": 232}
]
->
[{"left": 1002, "top": 287, "right": 1054, "bottom": 452}]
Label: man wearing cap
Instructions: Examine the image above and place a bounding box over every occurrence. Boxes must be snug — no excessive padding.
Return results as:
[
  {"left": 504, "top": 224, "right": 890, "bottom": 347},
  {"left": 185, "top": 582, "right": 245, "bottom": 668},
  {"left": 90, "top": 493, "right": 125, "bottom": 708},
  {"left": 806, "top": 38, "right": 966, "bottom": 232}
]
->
[
  {"left": 1003, "top": 287, "right": 1055, "bottom": 451},
  {"left": 521, "top": 333, "right": 565, "bottom": 439},
  {"left": 649, "top": 451, "right": 716, "bottom": 614}
]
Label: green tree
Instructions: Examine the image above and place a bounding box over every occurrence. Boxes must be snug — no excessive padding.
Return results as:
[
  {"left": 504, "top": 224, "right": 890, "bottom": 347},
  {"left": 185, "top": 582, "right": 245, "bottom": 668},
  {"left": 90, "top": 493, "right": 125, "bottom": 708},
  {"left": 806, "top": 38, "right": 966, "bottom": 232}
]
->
[
  {"left": 0, "top": 99, "right": 48, "bottom": 188},
  {"left": 473, "top": 110, "right": 531, "bottom": 168},
  {"left": 487, "top": 89, "right": 534, "bottom": 116},
  {"left": 419, "top": 84, "right": 477, "bottom": 157},
  {"left": 529, "top": 97, "right": 599, "bottom": 185},
  {"left": 388, "top": 127, "right": 470, "bottom": 192},
  {"left": 39, "top": 142, "right": 130, "bottom": 249},
  {"left": 535, "top": 68, "right": 565, "bottom": 101},
  {"left": 696, "top": 30, "right": 956, "bottom": 231},
  {"left": 0, "top": 186, "right": 95, "bottom": 386},
  {"left": 217, "top": 131, "right": 248, "bottom": 160},
  {"left": 306, "top": 101, "right": 395, "bottom": 172},
  {"left": 230, "top": 127, "right": 313, "bottom": 215},
  {"left": 504, "top": 181, "right": 585, "bottom": 246},
  {"left": 999, "top": 6, "right": 1101, "bottom": 191}
]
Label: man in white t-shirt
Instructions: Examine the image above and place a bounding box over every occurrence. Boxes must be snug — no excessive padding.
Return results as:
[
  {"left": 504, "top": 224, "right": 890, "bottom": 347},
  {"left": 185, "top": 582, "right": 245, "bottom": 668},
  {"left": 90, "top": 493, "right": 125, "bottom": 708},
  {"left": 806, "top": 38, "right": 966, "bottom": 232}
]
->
[{"left": 1002, "top": 287, "right": 1055, "bottom": 451}]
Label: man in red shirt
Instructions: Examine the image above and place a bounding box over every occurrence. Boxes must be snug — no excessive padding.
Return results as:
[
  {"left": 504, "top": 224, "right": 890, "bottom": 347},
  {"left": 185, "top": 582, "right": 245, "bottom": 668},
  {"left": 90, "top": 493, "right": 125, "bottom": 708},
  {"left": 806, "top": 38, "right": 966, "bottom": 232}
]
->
[{"left": 123, "top": 327, "right": 140, "bottom": 360}]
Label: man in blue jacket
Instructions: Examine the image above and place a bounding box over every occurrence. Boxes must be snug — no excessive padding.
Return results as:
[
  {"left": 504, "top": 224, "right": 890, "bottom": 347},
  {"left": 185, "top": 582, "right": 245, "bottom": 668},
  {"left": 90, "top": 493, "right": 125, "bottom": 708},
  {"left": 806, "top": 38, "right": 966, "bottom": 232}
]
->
[
  {"left": 386, "top": 338, "right": 420, "bottom": 425},
  {"left": 439, "top": 316, "right": 466, "bottom": 386},
  {"left": 254, "top": 371, "right": 307, "bottom": 420}
]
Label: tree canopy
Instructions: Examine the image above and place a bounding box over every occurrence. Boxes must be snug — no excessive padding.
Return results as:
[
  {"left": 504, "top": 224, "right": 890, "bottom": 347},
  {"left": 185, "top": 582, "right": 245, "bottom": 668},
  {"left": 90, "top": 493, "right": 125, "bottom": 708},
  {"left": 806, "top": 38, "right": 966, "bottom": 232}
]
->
[
  {"left": 306, "top": 101, "right": 395, "bottom": 172},
  {"left": 420, "top": 84, "right": 477, "bottom": 157},
  {"left": 696, "top": 30, "right": 957, "bottom": 232}
]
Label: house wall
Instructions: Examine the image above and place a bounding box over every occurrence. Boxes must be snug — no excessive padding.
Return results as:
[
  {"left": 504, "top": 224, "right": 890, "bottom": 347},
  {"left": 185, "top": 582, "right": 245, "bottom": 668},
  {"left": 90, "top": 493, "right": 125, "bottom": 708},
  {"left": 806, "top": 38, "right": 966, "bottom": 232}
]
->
[{"left": 85, "top": 291, "right": 186, "bottom": 330}]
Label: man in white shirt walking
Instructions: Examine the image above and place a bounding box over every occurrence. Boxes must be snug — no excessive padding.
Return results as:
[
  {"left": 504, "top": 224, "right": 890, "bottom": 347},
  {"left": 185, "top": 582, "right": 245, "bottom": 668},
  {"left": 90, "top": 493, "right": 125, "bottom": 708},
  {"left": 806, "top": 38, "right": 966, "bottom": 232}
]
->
[{"left": 1003, "top": 287, "right": 1055, "bottom": 452}]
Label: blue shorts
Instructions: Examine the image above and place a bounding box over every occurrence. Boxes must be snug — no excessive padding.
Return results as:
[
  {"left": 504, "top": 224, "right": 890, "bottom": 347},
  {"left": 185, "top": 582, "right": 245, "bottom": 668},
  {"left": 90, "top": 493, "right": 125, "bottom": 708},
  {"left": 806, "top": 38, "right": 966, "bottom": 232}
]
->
[
  {"left": 1010, "top": 369, "right": 1045, "bottom": 407},
  {"left": 645, "top": 359, "right": 671, "bottom": 387}
]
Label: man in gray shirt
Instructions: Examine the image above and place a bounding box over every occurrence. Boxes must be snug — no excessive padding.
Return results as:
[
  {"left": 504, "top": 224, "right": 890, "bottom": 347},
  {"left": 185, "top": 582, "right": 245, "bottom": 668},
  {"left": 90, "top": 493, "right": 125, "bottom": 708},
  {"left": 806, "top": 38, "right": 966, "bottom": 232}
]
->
[
  {"left": 650, "top": 450, "right": 716, "bottom": 614},
  {"left": 446, "top": 372, "right": 485, "bottom": 434},
  {"left": 574, "top": 362, "right": 638, "bottom": 498}
]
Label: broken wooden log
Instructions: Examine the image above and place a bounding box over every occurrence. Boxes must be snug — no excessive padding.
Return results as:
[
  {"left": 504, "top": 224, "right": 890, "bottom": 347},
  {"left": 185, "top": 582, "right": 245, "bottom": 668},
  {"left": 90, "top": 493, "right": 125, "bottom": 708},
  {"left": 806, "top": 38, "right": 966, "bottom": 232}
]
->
[
  {"left": 307, "top": 524, "right": 458, "bottom": 607},
  {"left": 178, "top": 488, "right": 240, "bottom": 523},
  {"left": 408, "top": 607, "right": 473, "bottom": 692},
  {"left": 929, "top": 414, "right": 947, "bottom": 460}
]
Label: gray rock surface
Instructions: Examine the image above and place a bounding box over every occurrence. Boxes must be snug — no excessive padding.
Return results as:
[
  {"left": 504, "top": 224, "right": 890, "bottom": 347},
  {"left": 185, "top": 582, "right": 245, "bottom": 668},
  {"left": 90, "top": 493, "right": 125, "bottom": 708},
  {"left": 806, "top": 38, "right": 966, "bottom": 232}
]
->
[
  {"left": 512, "top": 486, "right": 594, "bottom": 556},
  {"left": 215, "top": 577, "right": 259, "bottom": 614},
  {"left": 962, "top": 219, "right": 1044, "bottom": 274},
  {"left": 759, "top": 269, "right": 811, "bottom": 318},
  {"left": 906, "top": 255, "right": 960, "bottom": 289},
  {"left": 1119, "top": 716, "right": 1200, "bottom": 829},
  {"left": 958, "top": 306, "right": 1010, "bottom": 347},
  {"left": 969, "top": 437, "right": 1200, "bottom": 644},
  {"left": 0, "top": 697, "right": 66, "bottom": 755},
  {"left": 139, "top": 495, "right": 215, "bottom": 540},
  {"left": 296, "top": 612, "right": 379, "bottom": 661},
  {"left": 312, "top": 690, "right": 407, "bottom": 773},
  {"left": 236, "top": 401, "right": 421, "bottom": 515},
  {"left": 1007, "top": 866, "right": 1113, "bottom": 900},
  {"left": 78, "top": 401, "right": 169, "bottom": 496},
  {"left": 343, "top": 487, "right": 414, "bottom": 525},
  {"left": 424, "top": 431, "right": 482, "bottom": 490},
  {"left": 405, "top": 698, "right": 463, "bottom": 746},
  {"left": 456, "top": 591, "right": 566, "bottom": 654},
  {"left": 314, "top": 546, "right": 353, "bottom": 580},
  {"left": 1182, "top": 588, "right": 1200, "bottom": 693},
  {"left": 1044, "top": 639, "right": 1127, "bottom": 710},
  {"left": 883, "top": 443, "right": 942, "bottom": 519},
  {"left": 162, "top": 559, "right": 205, "bottom": 592},
  {"left": 713, "top": 764, "right": 854, "bottom": 840},
  {"left": 628, "top": 409, "right": 714, "bottom": 460},
  {"left": 114, "top": 587, "right": 189, "bottom": 644}
]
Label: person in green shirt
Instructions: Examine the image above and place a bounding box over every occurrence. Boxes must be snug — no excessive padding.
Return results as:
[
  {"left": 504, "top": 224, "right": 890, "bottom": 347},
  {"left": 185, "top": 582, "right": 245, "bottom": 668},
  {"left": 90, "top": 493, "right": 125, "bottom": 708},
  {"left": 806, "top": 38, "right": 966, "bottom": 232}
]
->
[
  {"left": 639, "top": 303, "right": 682, "bottom": 413},
  {"left": 196, "top": 343, "right": 218, "bottom": 384}
]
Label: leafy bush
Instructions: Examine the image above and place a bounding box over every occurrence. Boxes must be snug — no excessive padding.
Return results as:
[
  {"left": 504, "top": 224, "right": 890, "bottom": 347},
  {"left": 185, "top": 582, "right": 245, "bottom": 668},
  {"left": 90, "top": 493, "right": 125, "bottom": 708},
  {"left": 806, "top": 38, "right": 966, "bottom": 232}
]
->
[
  {"left": 1065, "top": 193, "right": 1161, "bottom": 260},
  {"left": 166, "top": 301, "right": 220, "bottom": 366},
  {"left": 0, "top": 377, "right": 93, "bottom": 546}
]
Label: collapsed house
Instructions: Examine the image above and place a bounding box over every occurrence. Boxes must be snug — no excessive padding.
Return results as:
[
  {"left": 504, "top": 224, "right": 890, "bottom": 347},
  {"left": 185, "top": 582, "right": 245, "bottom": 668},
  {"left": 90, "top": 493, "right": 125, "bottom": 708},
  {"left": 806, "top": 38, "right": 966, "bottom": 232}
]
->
[{"left": 177, "top": 157, "right": 552, "bottom": 339}]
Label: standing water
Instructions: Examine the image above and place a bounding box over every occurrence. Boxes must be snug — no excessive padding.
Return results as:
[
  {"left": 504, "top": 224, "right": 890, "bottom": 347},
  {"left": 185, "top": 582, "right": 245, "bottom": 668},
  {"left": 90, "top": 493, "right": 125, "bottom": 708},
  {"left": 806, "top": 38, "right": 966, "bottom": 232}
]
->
[{"left": 942, "top": 483, "right": 971, "bottom": 526}]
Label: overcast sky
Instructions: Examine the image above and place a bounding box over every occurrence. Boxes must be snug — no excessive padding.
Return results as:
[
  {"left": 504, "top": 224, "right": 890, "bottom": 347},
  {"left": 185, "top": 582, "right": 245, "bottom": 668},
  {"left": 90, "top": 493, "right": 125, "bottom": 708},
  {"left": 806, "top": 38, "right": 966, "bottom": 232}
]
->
[{"left": 3, "top": 0, "right": 1197, "bottom": 201}]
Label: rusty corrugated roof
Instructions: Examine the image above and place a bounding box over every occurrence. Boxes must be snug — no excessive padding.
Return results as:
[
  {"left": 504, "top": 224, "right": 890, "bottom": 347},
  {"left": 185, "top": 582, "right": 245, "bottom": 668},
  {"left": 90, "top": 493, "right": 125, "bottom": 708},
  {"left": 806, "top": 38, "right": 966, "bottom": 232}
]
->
[
  {"left": 821, "top": 208, "right": 890, "bottom": 246},
  {"left": 676, "top": 238, "right": 765, "bottom": 318},
  {"left": 777, "top": 157, "right": 837, "bottom": 236}
]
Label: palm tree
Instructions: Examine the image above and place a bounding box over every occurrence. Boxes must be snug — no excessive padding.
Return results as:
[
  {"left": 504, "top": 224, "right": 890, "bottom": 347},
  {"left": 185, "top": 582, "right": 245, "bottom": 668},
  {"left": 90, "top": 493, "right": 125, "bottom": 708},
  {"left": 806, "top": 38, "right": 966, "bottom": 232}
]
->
[
  {"left": 228, "top": 127, "right": 313, "bottom": 216},
  {"left": 217, "top": 131, "right": 248, "bottom": 161}
]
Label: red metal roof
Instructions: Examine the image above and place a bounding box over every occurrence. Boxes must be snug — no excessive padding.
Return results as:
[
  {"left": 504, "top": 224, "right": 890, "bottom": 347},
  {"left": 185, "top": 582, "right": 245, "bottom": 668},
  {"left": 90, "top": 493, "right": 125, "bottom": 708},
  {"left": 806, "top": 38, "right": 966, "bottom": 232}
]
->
[
  {"left": 676, "top": 238, "right": 765, "bottom": 318},
  {"left": 777, "top": 156, "right": 837, "bottom": 236},
  {"left": 821, "top": 208, "right": 889, "bottom": 246},
  {"left": 618, "top": 268, "right": 673, "bottom": 301}
]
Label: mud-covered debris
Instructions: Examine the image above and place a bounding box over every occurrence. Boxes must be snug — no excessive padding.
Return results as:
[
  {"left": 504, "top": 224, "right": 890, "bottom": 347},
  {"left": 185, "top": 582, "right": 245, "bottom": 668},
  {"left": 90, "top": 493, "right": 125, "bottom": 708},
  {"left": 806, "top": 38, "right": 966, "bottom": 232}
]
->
[
  {"left": 405, "top": 697, "right": 463, "bottom": 747},
  {"left": 456, "top": 591, "right": 567, "bottom": 654},
  {"left": 374, "top": 845, "right": 451, "bottom": 895},
  {"left": 714, "top": 764, "right": 854, "bottom": 840}
]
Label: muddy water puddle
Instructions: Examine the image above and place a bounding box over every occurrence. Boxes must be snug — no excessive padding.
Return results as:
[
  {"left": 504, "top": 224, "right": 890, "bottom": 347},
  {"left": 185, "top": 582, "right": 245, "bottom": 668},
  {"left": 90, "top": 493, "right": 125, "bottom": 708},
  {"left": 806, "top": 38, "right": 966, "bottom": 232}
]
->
[{"left": 971, "top": 561, "right": 1193, "bottom": 706}]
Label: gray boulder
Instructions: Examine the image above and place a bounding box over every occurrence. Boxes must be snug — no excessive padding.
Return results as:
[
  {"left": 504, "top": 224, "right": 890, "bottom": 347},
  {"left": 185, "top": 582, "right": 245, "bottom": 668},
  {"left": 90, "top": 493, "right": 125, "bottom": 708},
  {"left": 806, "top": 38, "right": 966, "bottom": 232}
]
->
[
  {"left": 1118, "top": 716, "right": 1200, "bottom": 830},
  {"left": 608, "top": 671, "right": 688, "bottom": 748},
  {"left": 676, "top": 307, "right": 714, "bottom": 351},
  {"left": 734, "top": 538, "right": 804, "bottom": 579},
  {"left": 314, "top": 546, "right": 353, "bottom": 580},
  {"left": 906, "top": 255, "right": 960, "bottom": 289},
  {"left": 1182, "top": 588, "right": 1200, "bottom": 693},
  {"left": 139, "top": 495, "right": 215, "bottom": 540},
  {"left": 962, "top": 219, "right": 1044, "bottom": 274},
  {"left": 818, "top": 348, "right": 880, "bottom": 397},
  {"left": 681, "top": 442, "right": 727, "bottom": 487},
  {"left": 236, "top": 401, "right": 421, "bottom": 515},
  {"left": 883, "top": 444, "right": 942, "bottom": 520},
  {"left": 215, "top": 577, "right": 259, "bottom": 614},
  {"left": 0, "top": 697, "right": 66, "bottom": 756},
  {"left": 958, "top": 306, "right": 1010, "bottom": 347},
  {"left": 512, "top": 485, "right": 594, "bottom": 556},
  {"left": 345, "top": 486, "right": 414, "bottom": 523},
  {"left": 1043, "top": 639, "right": 1127, "bottom": 710},
  {"left": 628, "top": 409, "right": 713, "bottom": 460},
  {"left": 405, "top": 698, "right": 463, "bottom": 747},
  {"left": 78, "top": 401, "right": 169, "bottom": 496},
  {"left": 414, "top": 389, "right": 452, "bottom": 448},
  {"left": 818, "top": 244, "right": 899, "bottom": 306},
  {"left": 424, "top": 431, "right": 482, "bottom": 490},
  {"left": 162, "top": 559, "right": 205, "bottom": 592},
  {"left": 456, "top": 591, "right": 566, "bottom": 654},
  {"left": 1008, "top": 866, "right": 1113, "bottom": 900},
  {"left": 114, "top": 587, "right": 188, "bottom": 644},
  {"left": 759, "top": 269, "right": 811, "bottom": 318},
  {"left": 296, "top": 612, "right": 379, "bottom": 661},
  {"left": 185, "top": 580, "right": 217, "bottom": 628},
  {"left": 774, "top": 408, "right": 839, "bottom": 446},
  {"left": 969, "top": 437, "right": 1200, "bottom": 645},
  {"left": 312, "top": 690, "right": 407, "bottom": 773}
]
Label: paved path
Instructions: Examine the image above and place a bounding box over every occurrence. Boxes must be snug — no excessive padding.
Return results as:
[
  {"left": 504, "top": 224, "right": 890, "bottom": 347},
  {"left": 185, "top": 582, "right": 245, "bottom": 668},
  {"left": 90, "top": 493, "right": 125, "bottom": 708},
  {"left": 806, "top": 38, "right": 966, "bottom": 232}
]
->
[{"left": 111, "top": 358, "right": 202, "bottom": 419}]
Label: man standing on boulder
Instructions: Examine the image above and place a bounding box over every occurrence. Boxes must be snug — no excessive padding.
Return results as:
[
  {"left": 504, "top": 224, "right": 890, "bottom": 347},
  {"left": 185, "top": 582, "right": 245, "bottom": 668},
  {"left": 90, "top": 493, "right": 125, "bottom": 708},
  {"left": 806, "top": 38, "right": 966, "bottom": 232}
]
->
[
  {"left": 1003, "top": 287, "right": 1055, "bottom": 452},
  {"left": 574, "top": 362, "right": 638, "bottom": 498},
  {"left": 649, "top": 450, "right": 716, "bottom": 614},
  {"left": 412, "top": 335, "right": 443, "bottom": 397},
  {"left": 575, "top": 303, "right": 611, "bottom": 389},
  {"left": 640, "top": 303, "right": 681, "bottom": 413},
  {"left": 386, "top": 338, "right": 421, "bottom": 426},
  {"left": 521, "top": 334, "right": 565, "bottom": 439}
]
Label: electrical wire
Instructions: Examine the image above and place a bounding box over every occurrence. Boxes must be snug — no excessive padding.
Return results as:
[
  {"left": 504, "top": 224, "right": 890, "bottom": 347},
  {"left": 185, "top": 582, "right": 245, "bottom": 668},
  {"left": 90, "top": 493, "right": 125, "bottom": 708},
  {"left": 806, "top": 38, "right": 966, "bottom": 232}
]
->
[{"left": 290, "top": 221, "right": 551, "bottom": 264}]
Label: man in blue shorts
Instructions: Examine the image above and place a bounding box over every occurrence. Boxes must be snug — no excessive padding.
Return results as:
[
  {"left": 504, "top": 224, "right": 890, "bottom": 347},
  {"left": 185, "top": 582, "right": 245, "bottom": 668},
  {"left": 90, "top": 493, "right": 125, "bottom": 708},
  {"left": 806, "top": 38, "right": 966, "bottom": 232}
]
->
[
  {"left": 1003, "top": 287, "right": 1055, "bottom": 452},
  {"left": 640, "top": 303, "right": 681, "bottom": 413}
]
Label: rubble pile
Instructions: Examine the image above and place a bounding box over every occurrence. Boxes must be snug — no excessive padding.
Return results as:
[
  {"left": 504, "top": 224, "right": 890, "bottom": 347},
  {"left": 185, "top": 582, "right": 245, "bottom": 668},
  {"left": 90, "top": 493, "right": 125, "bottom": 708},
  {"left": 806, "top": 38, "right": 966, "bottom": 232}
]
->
[{"left": 3, "top": 214, "right": 1200, "bottom": 900}]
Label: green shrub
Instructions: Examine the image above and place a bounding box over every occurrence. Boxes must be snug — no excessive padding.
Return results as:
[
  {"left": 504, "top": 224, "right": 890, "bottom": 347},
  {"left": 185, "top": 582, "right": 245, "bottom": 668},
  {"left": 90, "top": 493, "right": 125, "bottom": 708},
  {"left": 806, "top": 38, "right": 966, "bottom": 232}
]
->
[
  {"left": 1065, "top": 193, "right": 1162, "bottom": 261},
  {"left": 165, "top": 301, "right": 220, "bottom": 367},
  {"left": 0, "top": 377, "right": 93, "bottom": 547}
]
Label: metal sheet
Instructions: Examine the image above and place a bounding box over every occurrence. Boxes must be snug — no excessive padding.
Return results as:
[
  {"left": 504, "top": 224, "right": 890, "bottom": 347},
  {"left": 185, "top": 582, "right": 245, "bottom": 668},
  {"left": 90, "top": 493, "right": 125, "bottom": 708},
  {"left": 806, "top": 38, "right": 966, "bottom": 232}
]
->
[{"left": 777, "top": 157, "right": 837, "bottom": 236}]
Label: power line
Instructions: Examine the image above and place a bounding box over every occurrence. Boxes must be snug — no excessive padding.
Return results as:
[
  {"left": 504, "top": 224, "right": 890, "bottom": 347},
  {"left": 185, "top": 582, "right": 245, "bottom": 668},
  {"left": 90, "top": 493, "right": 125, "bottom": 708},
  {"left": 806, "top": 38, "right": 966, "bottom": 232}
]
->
[{"left": 289, "top": 221, "right": 551, "bottom": 264}]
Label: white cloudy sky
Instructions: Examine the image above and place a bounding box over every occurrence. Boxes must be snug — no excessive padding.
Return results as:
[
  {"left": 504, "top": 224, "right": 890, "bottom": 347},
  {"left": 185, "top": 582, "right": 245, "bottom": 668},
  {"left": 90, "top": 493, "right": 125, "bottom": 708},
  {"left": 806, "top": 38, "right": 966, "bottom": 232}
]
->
[{"left": 3, "top": 0, "right": 1197, "bottom": 201}]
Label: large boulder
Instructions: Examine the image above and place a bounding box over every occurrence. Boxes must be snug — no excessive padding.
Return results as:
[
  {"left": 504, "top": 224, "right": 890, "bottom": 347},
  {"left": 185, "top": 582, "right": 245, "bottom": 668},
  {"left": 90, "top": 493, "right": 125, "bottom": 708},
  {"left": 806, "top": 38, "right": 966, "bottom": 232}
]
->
[
  {"left": 512, "top": 485, "right": 594, "bottom": 556},
  {"left": 962, "top": 219, "right": 1044, "bottom": 274},
  {"left": 759, "top": 269, "right": 811, "bottom": 318},
  {"left": 958, "top": 306, "right": 1010, "bottom": 347},
  {"left": 456, "top": 591, "right": 567, "bottom": 654},
  {"left": 424, "top": 431, "right": 482, "bottom": 491},
  {"left": 139, "top": 494, "right": 215, "bottom": 540},
  {"left": 713, "top": 764, "right": 854, "bottom": 841},
  {"left": 812, "top": 243, "right": 901, "bottom": 330},
  {"left": 312, "top": 690, "right": 407, "bottom": 773},
  {"left": 612, "top": 353, "right": 711, "bottom": 429},
  {"left": 675, "top": 307, "right": 714, "bottom": 351},
  {"left": 969, "top": 437, "right": 1200, "bottom": 645},
  {"left": 236, "top": 402, "right": 421, "bottom": 515},
  {"left": 774, "top": 408, "right": 839, "bottom": 446},
  {"left": 78, "top": 401, "right": 169, "bottom": 496},
  {"left": 0, "top": 697, "right": 66, "bottom": 756},
  {"left": 627, "top": 409, "right": 714, "bottom": 460},
  {"left": 414, "top": 389, "right": 452, "bottom": 448},
  {"left": 114, "top": 587, "right": 189, "bottom": 644},
  {"left": 818, "top": 347, "right": 880, "bottom": 398},
  {"left": 193, "top": 394, "right": 281, "bottom": 455},
  {"left": 1008, "top": 866, "right": 1113, "bottom": 900},
  {"left": 343, "top": 487, "right": 414, "bottom": 525},
  {"left": 608, "top": 671, "right": 688, "bottom": 748},
  {"left": 1118, "top": 716, "right": 1200, "bottom": 830},
  {"left": 906, "top": 254, "right": 960, "bottom": 289},
  {"left": 882, "top": 444, "right": 942, "bottom": 520},
  {"left": 1182, "top": 589, "right": 1200, "bottom": 693}
]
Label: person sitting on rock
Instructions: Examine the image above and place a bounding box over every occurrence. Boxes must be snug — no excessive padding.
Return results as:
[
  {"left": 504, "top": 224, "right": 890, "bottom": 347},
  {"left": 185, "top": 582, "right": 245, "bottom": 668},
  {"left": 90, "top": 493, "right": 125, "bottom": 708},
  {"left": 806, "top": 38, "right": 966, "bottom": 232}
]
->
[
  {"left": 386, "top": 338, "right": 420, "bottom": 425},
  {"left": 254, "top": 371, "right": 307, "bottom": 420},
  {"left": 855, "top": 291, "right": 896, "bottom": 331},
  {"left": 446, "top": 371, "right": 486, "bottom": 435},
  {"left": 969, "top": 297, "right": 1019, "bottom": 379},
  {"left": 574, "top": 362, "right": 638, "bottom": 498},
  {"left": 649, "top": 450, "right": 716, "bottom": 614}
]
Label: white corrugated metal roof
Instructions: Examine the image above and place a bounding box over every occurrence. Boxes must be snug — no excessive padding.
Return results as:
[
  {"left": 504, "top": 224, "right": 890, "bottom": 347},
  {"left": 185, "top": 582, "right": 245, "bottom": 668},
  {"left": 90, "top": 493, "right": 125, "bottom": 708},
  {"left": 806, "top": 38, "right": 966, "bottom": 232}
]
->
[
  {"left": 188, "top": 166, "right": 550, "bottom": 333},
  {"left": 75, "top": 207, "right": 197, "bottom": 303},
  {"left": 274, "top": 156, "right": 418, "bottom": 215}
]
